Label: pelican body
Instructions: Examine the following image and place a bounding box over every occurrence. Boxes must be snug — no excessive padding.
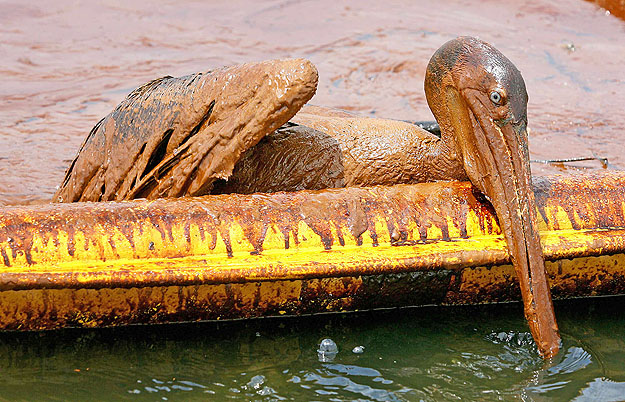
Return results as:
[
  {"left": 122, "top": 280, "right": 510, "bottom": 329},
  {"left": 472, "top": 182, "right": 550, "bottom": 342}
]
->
[{"left": 54, "top": 37, "right": 560, "bottom": 358}]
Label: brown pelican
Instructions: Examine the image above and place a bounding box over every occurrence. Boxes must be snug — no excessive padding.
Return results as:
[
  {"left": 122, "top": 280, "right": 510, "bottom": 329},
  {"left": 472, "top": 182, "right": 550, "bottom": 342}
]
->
[{"left": 54, "top": 37, "right": 560, "bottom": 358}]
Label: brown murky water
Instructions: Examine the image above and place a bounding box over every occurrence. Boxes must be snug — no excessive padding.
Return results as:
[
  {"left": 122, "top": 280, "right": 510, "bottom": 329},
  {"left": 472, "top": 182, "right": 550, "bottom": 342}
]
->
[{"left": 1, "top": 0, "right": 624, "bottom": 205}]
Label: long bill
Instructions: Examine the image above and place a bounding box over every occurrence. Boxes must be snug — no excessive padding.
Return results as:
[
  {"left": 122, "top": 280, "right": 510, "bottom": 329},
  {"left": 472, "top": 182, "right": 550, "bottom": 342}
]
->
[{"left": 447, "top": 88, "right": 561, "bottom": 358}]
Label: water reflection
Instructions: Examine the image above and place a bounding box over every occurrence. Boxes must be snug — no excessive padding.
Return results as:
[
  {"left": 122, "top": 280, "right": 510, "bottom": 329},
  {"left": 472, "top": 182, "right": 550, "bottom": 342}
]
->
[
  {"left": 297, "top": 364, "right": 403, "bottom": 401},
  {"left": 548, "top": 347, "right": 593, "bottom": 376},
  {"left": 0, "top": 297, "right": 623, "bottom": 400},
  {"left": 574, "top": 378, "right": 625, "bottom": 401}
]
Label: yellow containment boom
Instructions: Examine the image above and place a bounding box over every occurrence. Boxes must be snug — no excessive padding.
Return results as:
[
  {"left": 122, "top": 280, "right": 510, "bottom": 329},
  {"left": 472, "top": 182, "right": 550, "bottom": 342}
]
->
[{"left": 1, "top": 172, "right": 624, "bottom": 330}]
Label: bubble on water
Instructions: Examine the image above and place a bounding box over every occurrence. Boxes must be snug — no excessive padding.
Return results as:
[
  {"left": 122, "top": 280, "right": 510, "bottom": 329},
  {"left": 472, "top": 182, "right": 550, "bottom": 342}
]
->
[
  {"left": 318, "top": 338, "right": 338, "bottom": 362},
  {"left": 318, "top": 338, "right": 338, "bottom": 353},
  {"left": 352, "top": 345, "right": 365, "bottom": 354}
]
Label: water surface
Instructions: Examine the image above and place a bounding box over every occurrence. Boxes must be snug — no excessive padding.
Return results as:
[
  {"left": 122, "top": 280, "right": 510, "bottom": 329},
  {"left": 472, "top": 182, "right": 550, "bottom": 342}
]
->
[{"left": 1, "top": 297, "right": 625, "bottom": 400}]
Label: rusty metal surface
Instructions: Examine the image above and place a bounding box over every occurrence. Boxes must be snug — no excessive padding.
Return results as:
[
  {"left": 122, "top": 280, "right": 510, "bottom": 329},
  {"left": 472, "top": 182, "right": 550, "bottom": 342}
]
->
[
  {"left": 2, "top": 254, "right": 625, "bottom": 331},
  {"left": 1, "top": 171, "right": 625, "bottom": 330}
]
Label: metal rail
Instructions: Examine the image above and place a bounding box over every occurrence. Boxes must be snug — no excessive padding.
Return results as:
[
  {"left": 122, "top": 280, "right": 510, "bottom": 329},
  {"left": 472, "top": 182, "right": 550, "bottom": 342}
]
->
[{"left": 1, "top": 172, "right": 624, "bottom": 330}]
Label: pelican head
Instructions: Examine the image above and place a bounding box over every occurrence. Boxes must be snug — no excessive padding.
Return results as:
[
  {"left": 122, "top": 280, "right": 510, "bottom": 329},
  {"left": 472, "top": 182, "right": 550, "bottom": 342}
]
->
[{"left": 425, "top": 37, "right": 560, "bottom": 358}]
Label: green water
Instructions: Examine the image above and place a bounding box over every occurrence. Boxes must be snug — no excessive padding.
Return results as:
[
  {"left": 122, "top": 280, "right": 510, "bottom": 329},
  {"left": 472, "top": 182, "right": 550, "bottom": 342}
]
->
[{"left": 1, "top": 297, "right": 624, "bottom": 401}]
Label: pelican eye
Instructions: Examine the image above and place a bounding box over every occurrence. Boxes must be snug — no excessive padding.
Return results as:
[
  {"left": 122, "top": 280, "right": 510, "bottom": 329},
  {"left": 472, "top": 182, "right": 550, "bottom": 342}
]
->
[{"left": 489, "top": 91, "right": 503, "bottom": 105}]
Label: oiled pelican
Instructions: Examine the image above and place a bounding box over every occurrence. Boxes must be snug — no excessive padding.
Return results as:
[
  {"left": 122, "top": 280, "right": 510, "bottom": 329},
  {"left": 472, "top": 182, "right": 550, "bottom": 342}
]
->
[{"left": 54, "top": 37, "right": 560, "bottom": 358}]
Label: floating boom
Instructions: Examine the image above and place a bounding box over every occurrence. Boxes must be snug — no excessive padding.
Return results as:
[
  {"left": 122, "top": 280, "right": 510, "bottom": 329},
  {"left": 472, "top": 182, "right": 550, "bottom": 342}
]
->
[{"left": 0, "top": 172, "right": 624, "bottom": 330}]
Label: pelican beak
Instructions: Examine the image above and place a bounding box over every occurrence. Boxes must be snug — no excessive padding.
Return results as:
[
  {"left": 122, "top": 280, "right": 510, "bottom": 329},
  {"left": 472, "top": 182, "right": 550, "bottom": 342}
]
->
[{"left": 447, "top": 87, "right": 561, "bottom": 358}]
